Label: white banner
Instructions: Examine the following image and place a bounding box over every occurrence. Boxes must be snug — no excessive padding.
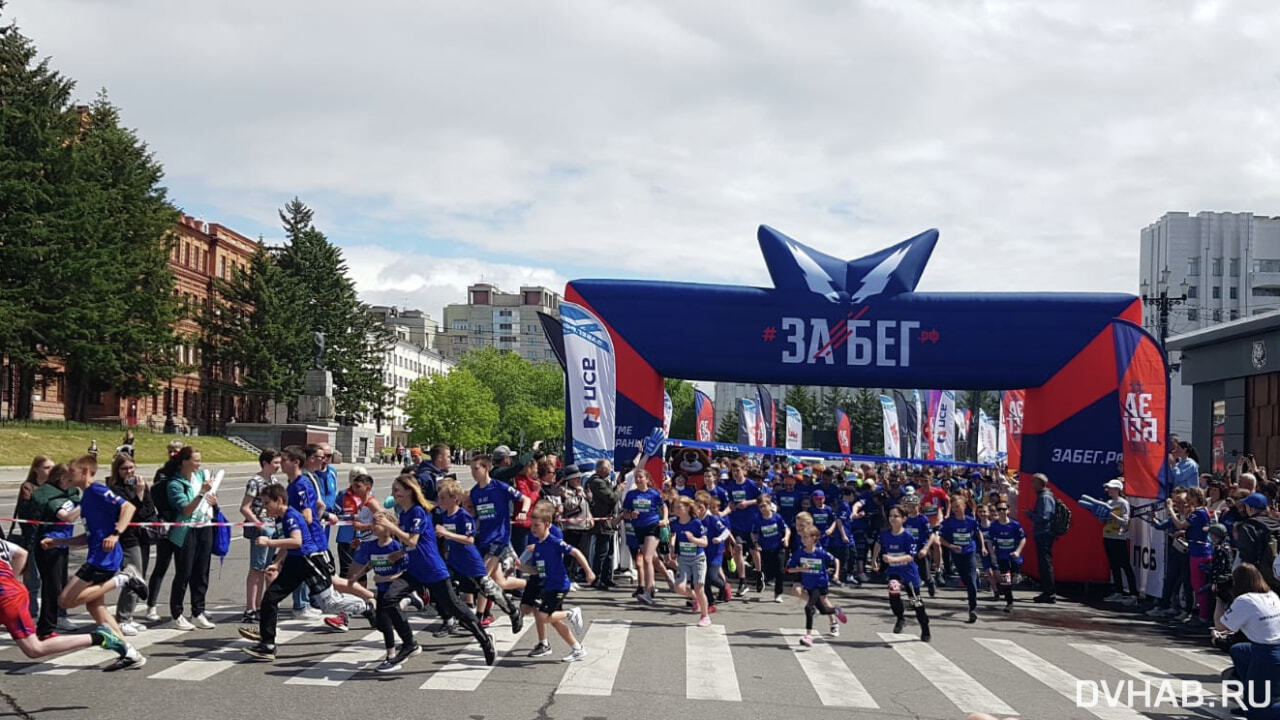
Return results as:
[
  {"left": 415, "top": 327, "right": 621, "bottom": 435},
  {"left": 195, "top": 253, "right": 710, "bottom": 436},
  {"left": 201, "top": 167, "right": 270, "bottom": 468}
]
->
[
  {"left": 978, "top": 409, "right": 998, "bottom": 462},
  {"left": 880, "top": 395, "right": 901, "bottom": 458},
  {"left": 912, "top": 390, "right": 923, "bottom": 459},
  {"left": 561, "top": 302, "right": 616, "bottom": 463},
  {"left": 1128, "top": 498, "right": 1167, "bottom": 598},
  {"left": 997, "top": 393, "right": 1008, "bottom": 461},
  {"left": 662, "top": 391, "right": 672, "bottom": 437},
  {"left": 934, "top": 390, "right": 955, "bottom": 461},
  {"left": 738, "top": 398, "right": 761, "bottom": 446},
  {"left": 785, "top": 405, "right": 802, "bottom": 449}
]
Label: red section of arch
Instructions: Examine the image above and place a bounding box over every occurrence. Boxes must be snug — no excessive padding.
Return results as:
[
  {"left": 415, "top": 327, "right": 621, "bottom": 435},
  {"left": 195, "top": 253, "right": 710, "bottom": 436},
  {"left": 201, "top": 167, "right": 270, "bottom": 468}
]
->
[
  {"left": 1022, "top": 326, "right": 1117, "bottom": 435},
  {"left": 1120, "top": 298, "right": 1142, "bottom": 325},
  {"left": 565, "top": 285, "right": 664, "bottom": 419}
]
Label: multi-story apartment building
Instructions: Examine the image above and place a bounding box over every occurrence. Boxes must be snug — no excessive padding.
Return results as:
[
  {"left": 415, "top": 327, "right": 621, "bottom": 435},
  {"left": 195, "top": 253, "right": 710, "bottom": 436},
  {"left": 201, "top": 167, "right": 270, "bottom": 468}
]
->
[
  {"left": 369, "top": 305, "right": 453, "bottom": 447},
  {"left": 440, "top": 284, "right": 561, "bottom": 363}
]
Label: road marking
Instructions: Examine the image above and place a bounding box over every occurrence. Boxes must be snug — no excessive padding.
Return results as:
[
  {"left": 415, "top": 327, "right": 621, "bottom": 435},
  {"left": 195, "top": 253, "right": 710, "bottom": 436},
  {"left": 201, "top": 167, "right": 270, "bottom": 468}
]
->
[
  {"left": 1168, "top": 647, "right": 1231, "bottom": 672},
  {"left": 1071, "top": 643, "right": 1175, "bottom": 685},
  {"left": 287, "top": 630, "right": 387, "bottom": 686},
  {"left": 879, "top": 633, "right": 1014, "bottom": 715},
  {"left": 421, "top": 622, "right": 528, "bottom": 691},
  {"left": 686, "top": 624, "right": 740, "bottom": 702},
  {"left": 19, "top": 628, "right": 187, "bottom": 675},
  {"left": 557, "top": 620, "right": 630, "bottom": 696},
  {"left": 149, "top": 620, "right": 309, "bottom": 681},
  {"left": 977, "top": 638, "right": 1147, "bottom": 720},
  {"left": 782, "top": 629, "right": 876, "bottom": 708}
]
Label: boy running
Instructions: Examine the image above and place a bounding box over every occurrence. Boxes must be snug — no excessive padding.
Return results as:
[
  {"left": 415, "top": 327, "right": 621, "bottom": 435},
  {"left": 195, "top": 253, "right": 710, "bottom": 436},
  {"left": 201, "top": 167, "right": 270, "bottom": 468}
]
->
[
  {"left": 519, "top": 505, "right": 594, "bottom": 662},
  {"left": 787, "top": 526, "right": 847, "bottom": 646},
  {"left": 436, "top": 478, "right": 523, "bottom": 636}
]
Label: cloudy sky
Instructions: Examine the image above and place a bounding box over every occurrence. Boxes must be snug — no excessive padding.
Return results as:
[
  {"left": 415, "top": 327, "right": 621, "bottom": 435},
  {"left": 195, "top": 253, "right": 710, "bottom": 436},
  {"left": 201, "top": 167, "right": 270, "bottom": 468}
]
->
[{"left": 11, "top": 0, "right": 1279, "bottom": 320}]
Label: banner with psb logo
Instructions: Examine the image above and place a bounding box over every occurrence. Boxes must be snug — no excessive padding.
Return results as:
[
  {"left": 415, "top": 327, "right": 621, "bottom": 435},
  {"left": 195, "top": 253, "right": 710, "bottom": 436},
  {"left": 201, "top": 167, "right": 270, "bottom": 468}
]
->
[
  {"left": 879, "top": 395, "right": 900, "bottom": 458},
  {"left": 835, "top": 408, "right": 852, "bottom": 454},
  {"left": 561, "top": 302, "right": 616, "bottom": 463},
  {"left": 785, "top": 405, "right": 802, "bottom": 449},
  {"left": 933, "top": 390, "right": 955, "bottom": 461},
  {"left": 737, "top": 398, "right": 761, "bottom": 446},
  {"left": 694, "top": 389, "right": 715, "bottom": 442}
]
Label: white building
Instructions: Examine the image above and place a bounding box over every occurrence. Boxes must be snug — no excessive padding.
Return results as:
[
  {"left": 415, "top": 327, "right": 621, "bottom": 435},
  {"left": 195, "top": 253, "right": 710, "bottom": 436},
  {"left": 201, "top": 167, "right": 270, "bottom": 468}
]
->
[
  {"left": 1139, "top": 211, "right": 1280, "bottom": 437},
  {"left": 365, "top": 306, "right": 454, "bottom": 449}
]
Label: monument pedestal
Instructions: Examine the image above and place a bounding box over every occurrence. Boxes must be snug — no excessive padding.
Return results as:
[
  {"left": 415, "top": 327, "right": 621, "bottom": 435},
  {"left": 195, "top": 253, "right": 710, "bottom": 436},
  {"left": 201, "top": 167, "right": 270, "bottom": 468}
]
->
[{"left": 296, "top": 369, "right": 336, "bottom": 424}]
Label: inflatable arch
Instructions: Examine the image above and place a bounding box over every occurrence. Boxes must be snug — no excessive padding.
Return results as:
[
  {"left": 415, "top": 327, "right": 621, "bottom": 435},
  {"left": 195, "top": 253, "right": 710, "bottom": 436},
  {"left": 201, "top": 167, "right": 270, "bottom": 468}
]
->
[{"left": 562, "top": 226, "right": 1169, "bottom": 583}]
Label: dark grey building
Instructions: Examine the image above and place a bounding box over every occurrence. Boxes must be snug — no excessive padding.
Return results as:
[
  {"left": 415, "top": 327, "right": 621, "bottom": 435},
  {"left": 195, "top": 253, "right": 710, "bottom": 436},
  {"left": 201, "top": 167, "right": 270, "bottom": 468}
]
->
[{"left": 1167, "top": 310, "right": 1280, "bottom": 475}]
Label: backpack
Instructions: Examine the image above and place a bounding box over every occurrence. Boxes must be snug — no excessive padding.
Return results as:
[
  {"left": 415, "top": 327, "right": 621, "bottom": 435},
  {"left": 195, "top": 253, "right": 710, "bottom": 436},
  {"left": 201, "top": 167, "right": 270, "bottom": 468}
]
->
[
  {"left": 1051, "top": 499, "right": 1072, "bottom": 537},
  {"left": 1260, "top": 526, "right": 1280, "bottom": 593},
  {"left": 152, "top": 472, "right": 174, "bottom": 520},
  {"left": 212, "top": 508, "right": 231, "bottom": 559}
]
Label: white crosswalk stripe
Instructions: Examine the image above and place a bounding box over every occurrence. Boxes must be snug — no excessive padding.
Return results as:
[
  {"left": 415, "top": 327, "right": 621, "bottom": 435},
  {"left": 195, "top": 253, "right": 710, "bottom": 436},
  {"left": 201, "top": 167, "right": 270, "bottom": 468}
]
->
[
  {"left": 148, "top": 619, "right": 310, "bottom": 682},
  {"left": 421, "top": 622, "right": 529, "bottom": 691},
  {"left": 686, "top": 624, "right": 739, "bottom": 702},
  {"left": 977, "top": 638, "right": 1150, "bottom": 720},
  {"left": 18, "top": 628, "right": 188, "bottom": 675},
  {"left": 1072, "top": 642, "right": 1176, "bottom": 685},
  {"left": 557, "top": 619, "right": 630, "bottom": 696},
  {"left": 287, "top": 617, "right": 432, "bottom": 686},
  {"left": 783, "top": 629, "right": 877, "bottom": 708},
  {"left": 1168, "top": 647, "right": 1232, "bottom": 673},
  {"left": 880, "top": 633, "right": 1016, "bottom": 716}
]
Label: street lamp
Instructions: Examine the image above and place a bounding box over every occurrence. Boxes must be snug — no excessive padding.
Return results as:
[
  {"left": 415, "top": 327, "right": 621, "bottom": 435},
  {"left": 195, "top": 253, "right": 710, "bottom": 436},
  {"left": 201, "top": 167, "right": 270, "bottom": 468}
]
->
[{"left": 1140, "top": 268, "right": 1189, "bottom": 348}]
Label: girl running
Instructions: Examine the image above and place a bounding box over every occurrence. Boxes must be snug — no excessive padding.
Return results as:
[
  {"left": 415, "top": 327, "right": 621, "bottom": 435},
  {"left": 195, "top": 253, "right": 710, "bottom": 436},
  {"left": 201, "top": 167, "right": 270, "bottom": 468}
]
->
[
  {"left": 938, "top": 493, "right": 984, "bottom": 624},
  {"left": 787, "top": 526, "right": 846, "bottom": 646},
  {"left": 901, "top": 494, "right": 938, "bottom": 597},
  {"left": 751, "top": 495, "right": 790, "bottom": 603},
  {"left": 669, "top": 496, "right": 711, "bottom": 626},
  {"left": 874, "top": 506, "right": 932, "bottom": 641},
  {"left": 696, "top": 492, "right": 730, "bottom": 608},
  {"left": 349, "top": 511, "right": 411, "bottom": 673},
  {"left": 976, "top": 503, "right": 998, "bottom": 598},
  {"left": 622, "top": 469, "right": 666, "bottom": 606},
  {"left": 435, "top": 478, "right": 523, "bottom": 635}
]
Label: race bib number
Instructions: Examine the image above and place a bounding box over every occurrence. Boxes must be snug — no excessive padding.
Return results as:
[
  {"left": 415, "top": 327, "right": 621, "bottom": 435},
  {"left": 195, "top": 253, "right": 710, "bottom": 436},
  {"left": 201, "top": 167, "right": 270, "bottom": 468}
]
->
[
  {"left": 953, "top": 531, "right": 971, "bottom": 546},
  {"left": 732, "top": 490, "right": 746, "bottom": 503},
  {"left": 800, "top": 557, "right": 824, "bottom": 575},
  {"left": 633, "top": 498, "right": 651, "bottom": 511},
  {"left": 678, "top": 541, "right": 698, "bottom": 556},
  {"left": 477, "top": 503, "right": 496, "bottom": 520},
  {"left": 761, "top": 524, "right": 778, "bottom": 537}
]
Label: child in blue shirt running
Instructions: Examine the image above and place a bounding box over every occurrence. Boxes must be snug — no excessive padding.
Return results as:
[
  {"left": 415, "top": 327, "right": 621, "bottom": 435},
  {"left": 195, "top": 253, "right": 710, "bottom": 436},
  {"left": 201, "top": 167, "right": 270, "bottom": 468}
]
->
[{"left": 518, "top": 505, "right": 595, "bottom": 662}]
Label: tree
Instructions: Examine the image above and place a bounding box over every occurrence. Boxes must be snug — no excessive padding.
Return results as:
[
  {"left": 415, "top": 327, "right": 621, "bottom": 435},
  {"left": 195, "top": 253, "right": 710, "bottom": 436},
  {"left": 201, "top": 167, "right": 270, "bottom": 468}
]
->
[
  {"left": 272, "top": 199, "right": 393, "bottom": 422},
  {"left": 664, "top": 378, "right": 696, "bottom": 440},
  {"left": 456, "top": 346, "right": 565, "bottom": 449},
  {"left": 851, "top": 388, "right": 884, "bottom": 455},
  {"left": 715, "top": 411, "right": 739, "bottom": 443},
  {"left": 402, "top": 368, "right": 498, "bottom": 449}
]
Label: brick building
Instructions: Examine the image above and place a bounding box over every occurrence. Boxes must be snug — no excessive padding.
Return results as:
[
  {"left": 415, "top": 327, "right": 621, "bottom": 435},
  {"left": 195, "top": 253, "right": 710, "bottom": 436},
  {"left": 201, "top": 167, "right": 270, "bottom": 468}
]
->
[{"left": 0, "top": 214, "right": 258, "bottom": 433}]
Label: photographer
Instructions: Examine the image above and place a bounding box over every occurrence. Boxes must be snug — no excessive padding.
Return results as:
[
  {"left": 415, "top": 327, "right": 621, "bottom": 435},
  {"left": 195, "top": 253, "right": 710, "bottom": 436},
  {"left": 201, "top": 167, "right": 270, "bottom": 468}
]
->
[
  {"left": 107, "top": 453, "right": 155, "bottom": 636},
  {"left": 1235, "top": 493, "right": 1280, "bottom": 593}
]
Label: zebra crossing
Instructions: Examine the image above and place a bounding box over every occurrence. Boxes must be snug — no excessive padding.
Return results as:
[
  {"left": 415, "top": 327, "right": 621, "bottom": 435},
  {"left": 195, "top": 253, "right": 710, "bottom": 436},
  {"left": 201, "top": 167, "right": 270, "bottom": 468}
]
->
[{"left": 0, "top": 609, "right": 1240, "bottom": 718}]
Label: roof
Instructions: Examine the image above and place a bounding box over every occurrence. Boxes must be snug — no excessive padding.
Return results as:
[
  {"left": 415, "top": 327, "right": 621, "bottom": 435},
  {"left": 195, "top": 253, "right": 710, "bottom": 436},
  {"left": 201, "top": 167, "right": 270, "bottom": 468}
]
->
[{"left": 1165, "top": 309, "right": 1280, "bottom": 351}]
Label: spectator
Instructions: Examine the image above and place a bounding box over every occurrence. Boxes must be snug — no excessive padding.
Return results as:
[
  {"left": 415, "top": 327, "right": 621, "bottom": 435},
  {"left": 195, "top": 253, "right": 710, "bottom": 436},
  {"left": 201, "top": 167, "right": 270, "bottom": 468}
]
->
[
  {"left": 144, "top": 440, "right": 186, "bottom": 621},
  {"left": 238, "top": 448, "right": 281, "bottom": 623},
  {"left": 31, "top": 463, "right": 78, "bottom": 636},
  {"left": 1026, "top": 473, "right": 1056, "bottom": 603},
  {"left": 1169, "top": 442, "right": 1200, "bottom": 490},
  {"left": 11, "top": 455, "right": 53, "bottom": 617},
  {"left": 107, "top": 453, "right": 155, "bottom": 636},
  {"left": 559, "top": 468, "right": 593, "bottom": 580},
  {"left": 162, "top": 446, "right": 217, "bottom": 630},
  {"left": 1100, "top": 478, "right": 1138, "bottom": 606},
  {"left": 1216, "top": 563, "right": 1280, "bottom": 720},
  {"left": 510, "top": 459, "right": 541, "bottom": 553},
  {"left": 588, "top": 460, "right": 623, "bottom": 590},
  {"left": 413, "top": 444, "right": 451, "bottom": 503},
  {"left": 1235, "top": 493, "right": 1280, "bottom": 593}
]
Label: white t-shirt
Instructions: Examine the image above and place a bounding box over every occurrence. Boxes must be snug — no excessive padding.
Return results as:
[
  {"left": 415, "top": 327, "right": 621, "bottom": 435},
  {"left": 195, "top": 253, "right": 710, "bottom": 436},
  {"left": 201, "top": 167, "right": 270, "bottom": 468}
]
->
[{"left": 1221, "top": 591, "right": 1280, "bottom": 645}]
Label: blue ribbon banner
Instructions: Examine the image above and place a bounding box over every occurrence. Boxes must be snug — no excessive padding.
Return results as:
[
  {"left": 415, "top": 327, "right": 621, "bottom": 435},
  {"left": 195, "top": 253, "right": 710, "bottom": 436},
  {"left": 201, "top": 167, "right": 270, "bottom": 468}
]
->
[{"left": 665, "top": 437, "right": 994, "bottom": 470}]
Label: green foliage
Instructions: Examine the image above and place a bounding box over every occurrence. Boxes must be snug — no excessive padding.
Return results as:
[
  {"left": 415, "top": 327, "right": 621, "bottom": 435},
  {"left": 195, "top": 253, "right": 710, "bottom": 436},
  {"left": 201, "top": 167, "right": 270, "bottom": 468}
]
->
[
  {"left": 455, "top": 347, "right": 564, "bottom": 449},
  {"left": 664, "top": 378, "right": 696, "bottom": 440},
  {"left": 851, "top": 388, "right": 884, "bottom": 455},
  {"left": 402, "top": 368, "right": 498, "bottom": 449},
  {"left": 715, "top": 410, "right": 739, "bottom": 443},
  {"left": 0, "top": 423, "right": 251, "bottom": 465}
]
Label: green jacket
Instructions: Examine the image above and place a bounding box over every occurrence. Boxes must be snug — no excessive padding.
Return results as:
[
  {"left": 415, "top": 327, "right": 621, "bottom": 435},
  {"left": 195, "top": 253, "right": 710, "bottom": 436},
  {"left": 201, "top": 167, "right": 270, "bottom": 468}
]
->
[
  {"left": 164, "top": 469, "right": 210, "bottom": 547},
  {"left": 30, "top": 482, "right": 80, "bottom": 541}
]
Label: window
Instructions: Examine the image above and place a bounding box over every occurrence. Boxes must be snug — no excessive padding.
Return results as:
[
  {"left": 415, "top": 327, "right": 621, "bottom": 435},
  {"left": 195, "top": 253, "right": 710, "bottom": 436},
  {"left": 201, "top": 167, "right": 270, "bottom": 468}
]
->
[
  {"left": 185, "top": 244, "right": 191, "bottom": 266},
  {"left": 1230, "top": 286, "right": 1238, "bottom": 300},
  {"left": 218, "top": 256, "right": 226, "bottom": 278},
  {"left": 1230, "top": 258, "right": 1240, "bottom": 277},
  {"left": 1253, "top": 287, "right": 1280, "bottom": 297},
  {"left": 526, "top": 324, "right": 537, "bottom": 333},
  {"left": 1187, "top": 309, "right": 1199, "bottom": 321},
  {"left": 500, "top": 335, "right": 517, "bottom": 343},
  {"left": 1256, "top": 259, "right": 1280, "bottom": 273},
  {"left": 1187, "top": 257, "right": 1201, "bottom": 277},
  {"left": 1213, "top": 309, "right": 1222, "bottom": 322},
  {"left": 1230, "top": 309, "right": 1239, "bottom": 320},
  {"left": 498, "top": 310, "right": 512, "bottom": 317},
  {"left": 450, "top": 320, "right": 468, "bottom": 330},
  {"left": 1212, "top": 286, "right": 1221, "bottom": 299},
  {"left": 1212, "top": 258, "right": 1222, "bottom": 277},
  {"left": 498, "top": 323, "right": 512, "bottom": 330},
  {"left": 1187, "top": 285, "right": 1198, "bottom": 299}
]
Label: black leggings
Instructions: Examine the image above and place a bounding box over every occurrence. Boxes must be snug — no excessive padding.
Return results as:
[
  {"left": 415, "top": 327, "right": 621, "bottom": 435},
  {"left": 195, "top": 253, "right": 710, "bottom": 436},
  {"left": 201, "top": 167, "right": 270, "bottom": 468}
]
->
[
  {"left": 827, "top": 545, "right": 849, "bottom": 582},
  {"left": 1104, "top": 537, "right": 1137, "bottom": 596},
  {"left": 760, "top": 548, "right": 785, "bottom": 596},
  {"left": 803, "top": 587, "right": 836, "bottom": 631},
  {"left": 170, "top": 528, "right": 213, "bottom": 619},
  {"left": 34, "top": 547, "right": 67, "bottom": 638},
  {"left": 703, "top": 563, "right": 725, "bottom": 607},
  {"left": 383, "top": 574, "right": 487, "bottom": 647},
  {"left": 887, "top": 575, "right": 930, "bottom": 630},
  {"left": 376, "top": 583, "right": 415, "bottom": 650},
  {"left": 146, "top": 539, "right": 175, "bottom": 608}
]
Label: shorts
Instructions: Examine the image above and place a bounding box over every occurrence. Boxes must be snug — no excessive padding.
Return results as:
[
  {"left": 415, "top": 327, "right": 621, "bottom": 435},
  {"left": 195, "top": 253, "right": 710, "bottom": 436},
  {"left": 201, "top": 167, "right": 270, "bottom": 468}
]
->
[
  {"left": 981, "top": 553, "right": 994, "bottom": 571},
  {"left": 454, "top": 574, "right": 484, "bottom": 596},
  {"left": 520, "top": 575, "right": 545, "bottom": 608},
  {"left": 538, "top": 589, "right": 567, "bottom": 615},
  {"left": 803, "top": 585, "right": 829, "bottom": 599},
  {"left": 676, "top": 554, "right": 707, "bottom": 586},
  {"left": 482, "top": 542, "right": 517, "bottom": 573},
  {"left": 249, "top": 543, "right": 274, "bottom": 572},
  {"left": 634, "top": 524, "right": 661, "bottom": 543},
  {"left": 75, "top": 563, "right": 116, "bottom": 585},
  {"left": 0, "top": 591, "right": 36, "bottom": 640},
  {"left": 732, "top": 530, "right": 756, "bottom": 550}
]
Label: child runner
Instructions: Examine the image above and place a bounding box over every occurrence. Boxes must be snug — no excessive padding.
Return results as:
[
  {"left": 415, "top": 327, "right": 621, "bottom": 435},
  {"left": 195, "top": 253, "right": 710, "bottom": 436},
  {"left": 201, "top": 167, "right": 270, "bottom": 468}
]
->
[
  {"left": 875, "top": 506, "right": 932, "bottom": 641},
  {"left": 751, "top": 495, "right": 790, "bottom": 603},
  {"left": 239, "top": 448, "right": 281, "bottom": 623},
  {"left": 435, "top": 478, "right": 523, "bottom": 636},
  {"left": 519, "top": 505, "right": 595, "bottom": 662},
  {"left": 324, "top": 470, "right": 380, "bottom": 632},
  {"left": 987, "top": 500, "right": 1026, "bottom": 612},
  {"left": 976, "top": 503, "right": 998, "bottom": 599},
  {"left": 938, "top": 493, "right": 984, "bottom": 624},
  {"left": 696, "top": 492, "right": 731, "bottom": 608},
  {"left": 0, "top": 536, "right": 135, "bottom": 666},
  {"left": 722, "top": 464, "right": 762, "bottom": 596},
  {"left": 842, "top": 486, "right": 868, "bottom": 586},
  {"left": 668, "top": 496, "right": 711, "bottom": 626},
  {"left": 240, "top": 484, "right": 373, "bottom": 661},
  {"left": 787, "top": 526, "right": 846, "bottom": 646},
  {"left": 901, "top": 495, "right": 937, "bottom": 597},
  {"left": 468, "top": 455, "right": 530, "bottom": 626},
  {"left": 38, "top": 454, "right": 150, "bottom": 671},
  {"left": 348, "top": 511, "right": 412, "bottom": 673},
  {"left": 622, "top": 469, "right": 666, "bottom": 606}
]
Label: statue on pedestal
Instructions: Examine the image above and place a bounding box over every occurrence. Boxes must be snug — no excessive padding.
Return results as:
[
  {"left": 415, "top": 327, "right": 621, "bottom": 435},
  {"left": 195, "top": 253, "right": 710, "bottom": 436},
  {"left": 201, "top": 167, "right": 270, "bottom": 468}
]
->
[{"left": 312, "top": 329, "right": 326, "bottom": 370}]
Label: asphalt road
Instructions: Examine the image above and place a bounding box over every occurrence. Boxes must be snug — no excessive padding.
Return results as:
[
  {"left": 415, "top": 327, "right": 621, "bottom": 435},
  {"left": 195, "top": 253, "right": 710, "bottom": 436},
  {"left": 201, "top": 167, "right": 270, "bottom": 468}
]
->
[{"left": 0, "top": 466, "right": 1244, "bottom": 720}]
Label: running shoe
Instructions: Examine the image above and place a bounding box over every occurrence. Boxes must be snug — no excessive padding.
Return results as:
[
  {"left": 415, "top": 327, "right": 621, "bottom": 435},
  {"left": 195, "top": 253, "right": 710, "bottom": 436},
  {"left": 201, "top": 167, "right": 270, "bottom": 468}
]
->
[
  {"left": 241, "top": 610, "right": 260, "bottom": 624},
  {"left": 920, "top": 628, "right": 931, "bottom": 642},
  {"left": 144, "top": 606, "right": 161, "bottom": 623},
  {"left": 637, "top": 591, "right": 655, "bottom": 607},
  {"left": 119, "top": 565, "right": 149, "bottom": 598},
  {"left": 829, "top": 623, "right": 840, "bottom": 637},
  {"left": 892, "top": 617, "right": 906, "bottom": 634},
  {"left": 238, "top": 625, "right": 262, "bottom": 642},
  {"left": 118, "top": 621, "right": 139, "bottom": 637},
  {"left": 755, "top": 577, "right": 764, "bottom": 594},
  {"left": 432, "top": 618, "right": 458, "bottom": 638},
  {"left": 773, "top": 594, "right": 784, "bottom": 603},
  {"left": 508, "top": 606, "right": 524, "bottom": 634},
  {"left": 172, "top": 615, "right": 196, "bottom": 631},
  {"left": 323, "top": 613, "right": 349, "bottom": 633},
  {"left": 56, "top": 617, "right": 77, "bottom": 632},
  {"left": 798, "top": 634, "right": 814, "bottom": 647},
  {"left": 567, "top": 606, "right": 584, "bottom": 638},
  {"left": 243, "top": 643, "right": 276, "bottom": 661},
  {"left": 562, "top": 645, "right": 587, "bottom": 663},
  {"left": 479, "top": 614, "right": 495, "bottom": 628},
  {"left": 721, "top": 586, "right": 732, "bottom": 603},
  {"left": 967, "top": 611, "right": 978, "bottom": 624},
  {"left": 833, "top": 606, "right": 847, "bottom": 624},
  {"left": 527, "top": 642, "right": 553, "bottom": 658},
  {"left": 481, "top": 633, "right": 497, "bottom": 666},
  {"left": 856, "top": 572, "right": 871, "bottom": 584},
  {"left": 103, "top": 646, "right": 146, "bottom": 672},
  {"left": 1102, "top": 592, "right": 1124, "bottom": 603},
  {"left": 390, "top": 642, "right": 422, "bottom": 665},
  {"left": 374, "top": 657, "right": 402, "bottom": 674},
  {"left": 192, "top": 613, "right": 216, "bottom": 630},
  {"left": 927, "top": 583, "right": 937, "bottom": 598},
  {"left": 1003, "top": 603, "right": 1013, "bottom": 613},
  {"left": 697, "top": 615, "right": 711, "bottom": 627},
  {"left": 1121, "top": 596, "right": 1139, "bottom": 607},
  {"left": 297, "top": 606, "right": 323, "bottom": 619},
  {"left": 707, "top": 604, "right": 717, "bottom": 614},
  {"left": 92, "top": 625, "right": 128, "bottom": 656}
]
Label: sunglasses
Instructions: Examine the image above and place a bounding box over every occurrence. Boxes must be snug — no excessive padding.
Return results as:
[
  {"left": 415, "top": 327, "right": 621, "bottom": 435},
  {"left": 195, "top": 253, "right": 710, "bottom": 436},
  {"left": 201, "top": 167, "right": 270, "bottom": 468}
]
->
[{"left": 995, "top": 506, "right": 1009, "bottom": 511}]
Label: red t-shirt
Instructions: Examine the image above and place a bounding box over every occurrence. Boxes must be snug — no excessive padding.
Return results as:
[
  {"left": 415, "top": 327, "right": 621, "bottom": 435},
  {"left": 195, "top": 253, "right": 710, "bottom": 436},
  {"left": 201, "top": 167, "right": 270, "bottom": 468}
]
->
[{"left": 919, "top": 487, "right": 949, "bottom": 524}]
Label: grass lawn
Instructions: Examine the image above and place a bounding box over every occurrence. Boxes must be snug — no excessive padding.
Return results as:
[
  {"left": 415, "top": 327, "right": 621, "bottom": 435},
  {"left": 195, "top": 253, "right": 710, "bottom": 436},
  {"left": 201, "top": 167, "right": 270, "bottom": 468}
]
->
[{"left": 0, "top": 423, "right": 253, "bottom": 466}]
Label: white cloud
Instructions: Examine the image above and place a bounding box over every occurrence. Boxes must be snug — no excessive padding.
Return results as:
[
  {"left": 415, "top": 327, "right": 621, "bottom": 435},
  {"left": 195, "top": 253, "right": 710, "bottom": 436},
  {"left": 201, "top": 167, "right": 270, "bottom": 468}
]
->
[{"left": 12, "top": 0, "right": 1280, "bottom": 302}]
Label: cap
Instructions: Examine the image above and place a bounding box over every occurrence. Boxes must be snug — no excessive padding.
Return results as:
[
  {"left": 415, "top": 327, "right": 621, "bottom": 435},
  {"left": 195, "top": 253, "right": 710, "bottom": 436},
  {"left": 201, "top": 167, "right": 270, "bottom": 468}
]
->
[
  {"left": 167, "top": 440, "right": 186, "bottom": 453},
  {"left": 811, "top": 489, "right": 825, "bottom": 499},
  {"left": 1103, "top": 478, "right": 1124, "bottom": 490},
  {"left": 348, "top": 465, "right": 369, "bottom": 482},
  {"left": 902, "top": 486, "right": 917, "bottom": 496},
  {"left": 719, "top": 470, "right": 730, "bottom": 480},
  {"left": 1207, "top": 523, "right": 1229, "bottom": 539},
  {"left": 1243, "top": 492, "right": 1269, "bottom": 510},
  {"left": 492, "top": 445, "right": 512, "bottom": 460},
  {"left": 561, "top": 467, "right": 582, "bottom": 482}
]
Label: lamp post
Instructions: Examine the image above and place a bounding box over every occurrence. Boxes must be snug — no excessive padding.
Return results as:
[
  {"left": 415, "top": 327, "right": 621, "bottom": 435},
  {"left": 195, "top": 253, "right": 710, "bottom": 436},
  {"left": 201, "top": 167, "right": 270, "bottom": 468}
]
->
[{"left": 1140, "top": 268, "right": 1190, "bottom": 348}]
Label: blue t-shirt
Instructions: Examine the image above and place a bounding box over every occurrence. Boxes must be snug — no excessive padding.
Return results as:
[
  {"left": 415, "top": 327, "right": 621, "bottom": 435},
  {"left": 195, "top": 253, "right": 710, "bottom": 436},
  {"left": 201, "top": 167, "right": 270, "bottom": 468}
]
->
[
  {"left": 810, "top": 504, "right": 835, "bottom": 544},
  {"left": 316, "top": 465, "right": 339, "bottom": 512},
  {"left": 623, "top": 488, "right": 663, "bottom": 529},
  {"left": 676, "top": 486, "right": 697, "bottom": 499},
  {"left": 288, "top": 475, "right": 324, "bottom": 548},
  {"left": 281, "top": 507, "right": 322, "bottom": 557},
  {"left": 752, "top": 513, "right": 788, "bottom": 551},
  {"left": 1186, "top": 508, "right": 1213, "bottom": 558},
  {"left": 904, "top": 514, "right": 933, "bottom": 546},
  {"left": 702, "top": 514, "right": 727, "bottom": 566},
  {"left": 826, "top": 502, "right": 851, "bottom": 547},
  {"left": 352, "top": 538, "right": 408, "bottom": 589},
  {"left": 788, "top": 547, "right": 836, "bottom": 589},
  {"left": 671, "top": 518, "right": 706, "bottom": 557},
  {"left": 987, "top": 519, "right": 1025, "bottom": 559},
  {"left": 939, "top": 516, "right": 980, "bottom": 554},
  {"left": 723, "top": 479, "right": 761, "bottom": 532},
  {"left": 774, "top": 488, "right": 803, "bottom": 524},
  {"left": 81, "top": 483, "right": 127, "bottom": 571},
  {"left": 469, "top": 480, "right": 523, "bottom": 547},
  {"left": 705, "top": 485, "right": 731, "bottom": 514},
  {"left": 399, "top": 505, "right": 450, "bottom": 583},
  {"left": 878, "top": 528, "right": 922, "bottom": 587},
  {"left": 531, "top": 535, "right": 576, "bottom": 593},
  {"left": 440, "top": 507, "right": 488, "bottom": 577}
]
